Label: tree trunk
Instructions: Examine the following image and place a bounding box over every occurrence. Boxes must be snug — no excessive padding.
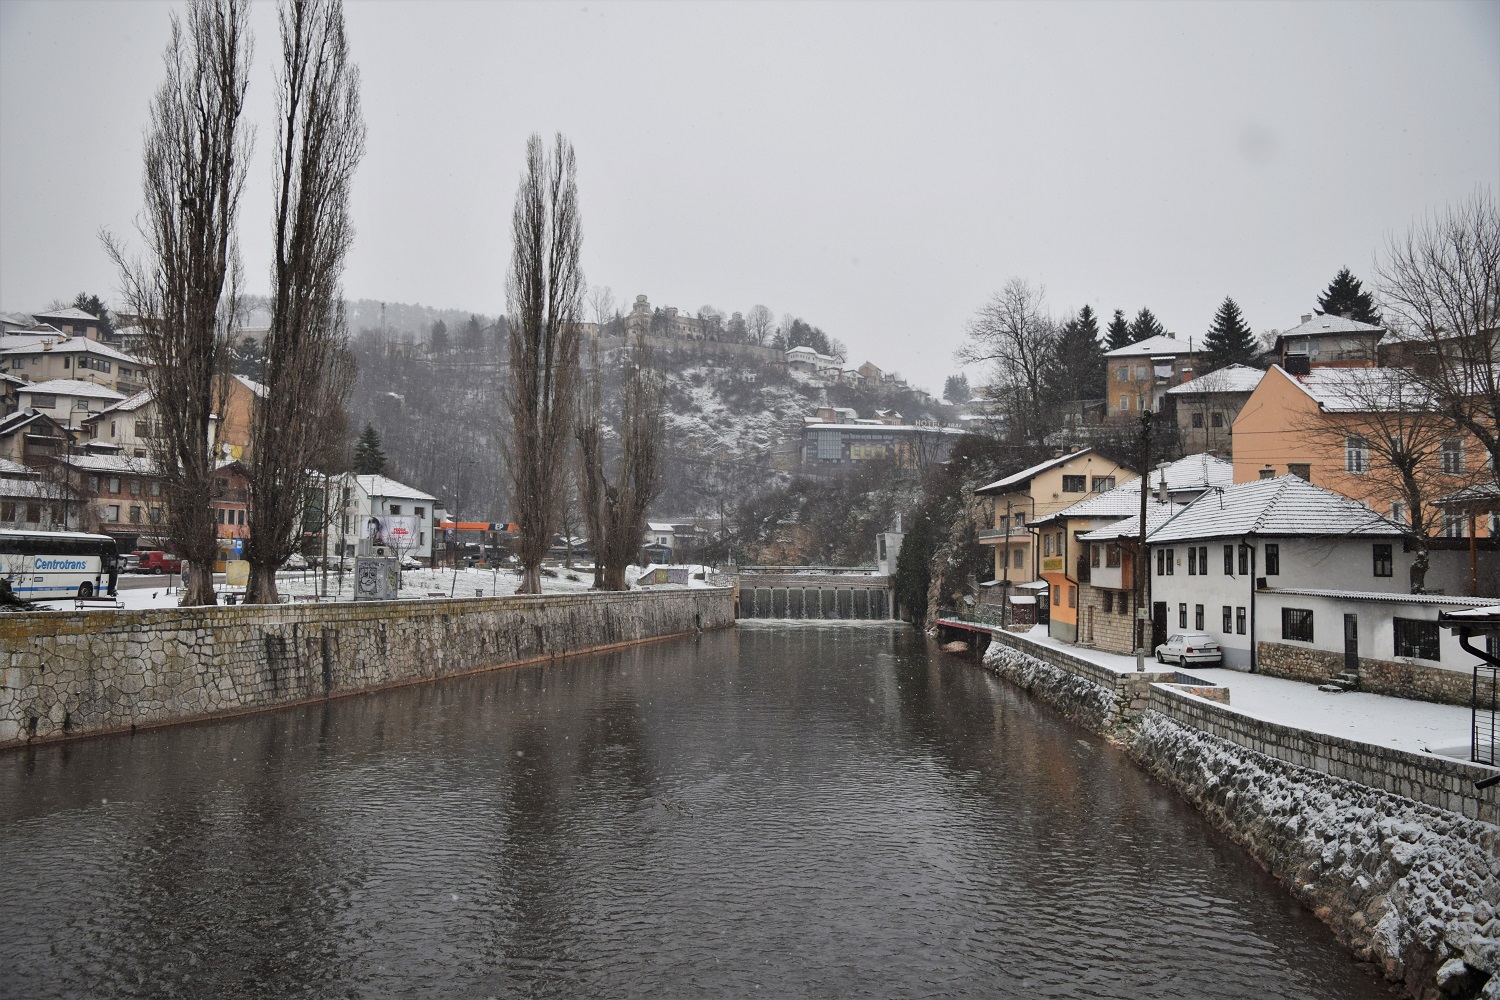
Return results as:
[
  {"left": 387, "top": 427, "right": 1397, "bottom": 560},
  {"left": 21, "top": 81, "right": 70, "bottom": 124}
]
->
[
  {"left": 520, "top": 562, "right": 542, "bottom": 595},
  {"left": 182, "top": 559, "right": 217, "bottom": 606},
  {"left": 602, "top": 563, "right": 628, "bottom": 591},
  {"left": 1409, "top": 542, "right": 1429, "bottom": 594},
  {"left": 245, "top": 562, "right": 281, "bottom": 604}
]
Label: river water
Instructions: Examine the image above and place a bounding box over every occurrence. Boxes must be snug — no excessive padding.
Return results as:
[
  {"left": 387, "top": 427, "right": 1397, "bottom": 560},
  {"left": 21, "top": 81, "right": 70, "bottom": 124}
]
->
[{"left": 1, "top": 624, "right": 1389, "bottom": 999}]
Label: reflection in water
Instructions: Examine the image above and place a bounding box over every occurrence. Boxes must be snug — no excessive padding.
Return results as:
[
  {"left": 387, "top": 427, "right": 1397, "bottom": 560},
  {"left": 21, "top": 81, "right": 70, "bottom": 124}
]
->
[{"left": 1, "top": 625, "right": 1386, "bottom": 999}]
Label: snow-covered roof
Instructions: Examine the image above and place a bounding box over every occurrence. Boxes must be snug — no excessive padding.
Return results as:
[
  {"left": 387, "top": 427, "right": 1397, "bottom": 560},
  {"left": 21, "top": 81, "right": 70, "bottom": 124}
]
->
[
  {"left": 0, "top": 477, "right": 68, "bottom": 499},
  {"left": 1078, "top": 501, "right": 1185, "bottom": 541},
  {"left": 356, "top": 474, "right": 435, "bottom": 502},
  {"left": 1103, "top": 334, "right": 1197, "bottom": 358},
  {"left": 1033, "top": 455, "right": 1233, "bottom": 525},
  {"left": 1277, "top": 365, "right": 1432, "bottom": 413},
  {"left": 1260, "top": 588, "right": 1498, "bottom": 608},
  {"left": 0, "top": 457, "right": 35, "bottom": 477},
  {"left": 975, "top": 449, "right": 1094, "bottom": 495},
  {"left": 1436, "top": 481, "right": 1500, "bottom": 507},
  {"left": 63, "top": 454, "right": 159, "bottom": 475},
  {"left": 1144, "top": 475, "right": 1404, "bottom": 543},
  {"left": 30, "top": 306, "right": 99, "bottom": 323},
  {"left": 0, "top": 337, "right": 141, "bottom": 363},
  {"left": 646, "top": 522, "right": 675, "bottom": 533},
  {"left": 804, "top": 423, "right": 966, "bottom": 435},
  {"left": 88, "top": 390, "right": 154, "bottom": 419},
  {"left": 0, "top": 409, "right": 58, "bottom": 436},
  {"left": 1279, "top": 313, "right": 1384, "bottom": 339},
  {"left": 17, "top": 379, "right": 126, "bottom": 401},
  {"left": 1166, "top": 364, "right": 1265, "bottom": 396},
  {"left": 233, "top": 374, "right": 268, "bottom": 397}
]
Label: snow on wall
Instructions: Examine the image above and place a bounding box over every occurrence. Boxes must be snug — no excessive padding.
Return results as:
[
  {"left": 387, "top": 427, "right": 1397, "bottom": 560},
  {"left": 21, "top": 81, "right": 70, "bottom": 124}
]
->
[{"left": 1133, "top": 711, "right": 1499, "bottom": 1000}]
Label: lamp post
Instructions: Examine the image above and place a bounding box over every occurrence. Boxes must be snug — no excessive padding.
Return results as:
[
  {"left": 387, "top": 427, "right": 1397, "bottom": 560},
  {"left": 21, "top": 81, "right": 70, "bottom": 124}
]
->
[{"left": 1136, "top": 409, "right": 1152, "bottom": 673}]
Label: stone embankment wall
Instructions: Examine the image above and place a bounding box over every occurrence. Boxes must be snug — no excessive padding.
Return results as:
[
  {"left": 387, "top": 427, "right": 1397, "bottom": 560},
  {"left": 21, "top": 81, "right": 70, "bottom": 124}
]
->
[
  {"left": 1259, "top": 640, "right": 1475, "bottom": 707},
  {"left": 974, "top": 627, "right": 1500, "bottom": 1000},
  {"left": 0, "top": 589, "right": 734, "bottom": 749}
]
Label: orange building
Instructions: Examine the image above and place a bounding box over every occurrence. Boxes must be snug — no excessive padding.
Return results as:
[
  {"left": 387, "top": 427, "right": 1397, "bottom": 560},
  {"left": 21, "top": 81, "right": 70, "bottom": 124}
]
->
[{"left": 1232, "top": 365, "right": 1494, "bottom": 540}]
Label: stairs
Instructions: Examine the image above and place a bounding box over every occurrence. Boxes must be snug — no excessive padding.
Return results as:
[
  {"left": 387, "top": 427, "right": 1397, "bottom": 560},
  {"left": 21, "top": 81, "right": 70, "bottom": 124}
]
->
[{"left": 1317, "top": 671, "right": 1360, "bottom": 694}]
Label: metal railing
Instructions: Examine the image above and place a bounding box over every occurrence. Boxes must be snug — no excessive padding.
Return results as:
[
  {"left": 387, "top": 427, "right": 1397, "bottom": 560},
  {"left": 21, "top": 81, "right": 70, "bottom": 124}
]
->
[{"left": 1476, "top": 664, "right": 1498, "bottom": 767}]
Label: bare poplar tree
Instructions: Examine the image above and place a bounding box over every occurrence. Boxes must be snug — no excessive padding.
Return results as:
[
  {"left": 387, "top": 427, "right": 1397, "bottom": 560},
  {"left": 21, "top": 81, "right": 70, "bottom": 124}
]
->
[
  {"left": 244, "top": 0, "right": 365, "bottom": 603},
  {"left": 1377, "top": 189, "right": 1500, "bottom": 477},
  {"left": 503, "top": 133, "right": 584, "bottom": 594},
  {"left": 588, "top": 285, "right": 615, "bottom": 334},
  {"left": 956, "top": 279, "right": 1057, "bottom": 445},
  {"left": 576, "top": 337, "right": 608, "bottom": 589},
  {"left": 104, "top": 0, "right": 253, "bottom": 606},
  {"left": 590, "top": 335, "right": 666, "bottom": 590}
]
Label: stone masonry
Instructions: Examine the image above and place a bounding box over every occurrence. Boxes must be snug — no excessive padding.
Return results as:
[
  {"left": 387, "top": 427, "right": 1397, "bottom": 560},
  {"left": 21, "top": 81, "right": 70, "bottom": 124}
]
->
[
  {"left": 1258, "top": 641, "right": 1476, "bottom": 707},
  {"left": 0, "top": 589, "right": 735, "bottom": 748}
]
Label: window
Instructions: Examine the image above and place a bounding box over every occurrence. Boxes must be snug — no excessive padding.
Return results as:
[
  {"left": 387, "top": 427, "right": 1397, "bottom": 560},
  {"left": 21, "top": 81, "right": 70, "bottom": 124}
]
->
[
  {"left": 815, "top": 428, "right": 841, "bottom": 460},
  {"left": 129, "top": 480, "right": 141, "bottom": 496},
  {"left": 1390, "top": 500, "right": 1407, "bottom": 524},
  {"left": 1091, "top": 544, "right": 1101, "bottom": 568},
  {"left": 1281, "top": 607, "right": 1313, "bottom": 642},
  {"left": 1179, "top": 603, "right": 1187, "bottom": 628},
  {"left": 1092, "top": 476, "right": 1115, "bottom": 493},
  {"left": 1236, "top": 607, "right": 1247, "bottom": 635},
  {"left": 26, "top": 503, "right": 41, "bottom": 523},
  {"left": 1165, "top": 548, "right": 1174, "bottom": 574},
  {"left": 1188, "top": 547, "right": 1198, "bottom": 575},
  {"left": 1052, "top": 585, "right": 1060, "bottom": 606},
  {"left": 0, "top": 501, "right": 11, "bottom": 521},
  {"left": 1393, "top": 618, "right": 1440, "bottom": 661},
  {"left": 1238, "top": 545, "right": 1249, "bottom": 576},
  {"left": 129, "top": 506, "right": 142, "bottom": 524},
  {"left": 1103, "top": 591, "right": 1114, "bottom": 614},
  {"left": 1068, "top": 586, "right": 1076, "bottom": 609},
  {"left": 1373, "top": 543, "right": 1392, "bottom": 577},
  {"left": 1120, "top": 394, "right": 1130, "bottom": 411},
  {"left": 390, "top": 505, "right": 402, "bottom": 515},
  {"left": 1345, "top": 435, "right": 1368, "bottom": 474},
  {"left": 1264, "top": 544, "right": 1280, "bottom": 575},
  {"left": 1223, "top": 606, "right": 1233, "bottom": 632},
  {"left": 1012, "top": 549, "right": 1023, "bottom": 568},
  {"left": 1198, "top": 546, "right": 1207, "bottom": 574},
  {"left": 216, "top": 509, "right": 225, "bottom": 524},
  {"left": 31, "top": 394, "right": 57, "bottom": 408},
  {"left": 415, "top": 506, "right": 425, "bottom": 518},
  {"left": 1440, "top": 438, "right": 1463, "bottom": 474},
  {"left": 88, "top": 475, "right": 99, "bottom": 491},
  {"left": 1443, "top": 513, "right": 1466, "bottom": 538},
  {"left": 1117, "top": 367, "right": 1127, "bottom": 382},
  {"left": 108, "top": 477, "right": 121, "bottom": 494},
  {"left": 1105, "top": 543, "right": 1121, "bottom": 568},
  {"left": 1136, "top": 393, "right": 1146, "bottom": 411},
  {"left": 1134, "top": 365, "right": 1147, "bottom": 380},
  {"left": 1194, "top": 604, "right": 1204, "bottom": 630},
  {"left": 1191, "top": 412, "right": 1203, "bottom": 428},
  {"left": 1210, "top": 411, "right": 1224, "bottom": 428},
  {"left": 1044, "top": 534, "right": 1054, "bottom": 557},
  {"left": 1156, "top": 549, "right": 1165, "bottom": 575},
  {"left": 1062, "top": 475, "right": 1086, "bottom": 493},
  {"left": 1223, "top": 544, "right": 1233, "bottom": 575},
  {"left": 103, "top": 504, "right": 120, "bottom": 522}
]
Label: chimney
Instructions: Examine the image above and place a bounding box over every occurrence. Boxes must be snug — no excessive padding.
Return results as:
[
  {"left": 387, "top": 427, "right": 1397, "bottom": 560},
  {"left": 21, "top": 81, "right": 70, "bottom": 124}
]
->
[
  {"left": 1300, "top": 314, "right": 1312, "bottom": 324},
  {"left": 1259, "top": 465, "right": 1276, "bottom": 480},
  {"left": 1156, "top": 474, "right": 1170, "bottom": 504}
]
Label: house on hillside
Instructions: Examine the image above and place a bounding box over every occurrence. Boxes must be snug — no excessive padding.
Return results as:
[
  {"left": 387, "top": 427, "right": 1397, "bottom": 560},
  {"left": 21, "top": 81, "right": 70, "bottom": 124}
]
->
[
  {"left": 63, "top": 453, "right": 164, "bottom": 551},
  {"left": 1273, "top": 313, "right": 1385, "bottom": 369},
  {"left": 799, "top": 412, "right": 964, "bottom": 471},
  {"left": 27, "top": 307, "right": 106, "bottom": 341},
  {"left": 0, "top": 409, "right": 72, "bottom": 467},
  {"left": 80, "top": 391, "right": 155, "bottom": 459},
  {"left": 1, "top": 334, "right": 147, "bottom": 395},
  {"left": 1231, "top": 365, "right": 1494, "bottom": 544},
  {"left": 973, "top": 449, "right": 1137, "bottom": 621},
  {"left": 1165, "top": 364, "right": 1263, "bottom": 458},
  {"left": 1104, "top": 334, "right": 1209, "bottom": 420},
  {"left": 14, "top": 379, "right": 125, "bottom": 431},
  {"left": 1037, "top": 454, "right": 1233, "bottom": 648}
]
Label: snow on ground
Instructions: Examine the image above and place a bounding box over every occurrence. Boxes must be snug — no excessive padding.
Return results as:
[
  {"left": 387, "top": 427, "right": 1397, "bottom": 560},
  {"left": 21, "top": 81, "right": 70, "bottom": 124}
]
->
[
  {"left": 85, "top": 564, "right": 719, "bottom": 611},
  {"left": 1002, "top": 624, "right": 1473, "bottom": 758}
]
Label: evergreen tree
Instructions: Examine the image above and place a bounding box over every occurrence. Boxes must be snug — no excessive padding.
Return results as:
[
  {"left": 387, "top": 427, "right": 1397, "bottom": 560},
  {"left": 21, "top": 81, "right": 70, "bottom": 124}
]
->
[
  {"left": 1043, "top": 308, "right": 1106, "bottom": 403},
  {"left": 1128, "top": 307, "right": 1166, "bottom": 343},
  {"left": 462, "top": 314, "right": 484, "bottom": 349},
  {"left": 71, "top": 292, "right": 116, "bottom": 338},
  {"left": 1316, "top": 267, "right": 1382, "bottom": 325},
  {"left": 429, "top": 319, "right": 449, "bottom": 352},
  {"left": 1105, "top": 308, "right": 1131, "bottom": 350},
  {"left": 353, "top": 423, "right": 387, "bottom": 475},
  {"left": 1202, "top": 296, "right": 1258, "bottom": 371},
  {"left": 943, "top": 373, "right": 972, "bottom": 404}
]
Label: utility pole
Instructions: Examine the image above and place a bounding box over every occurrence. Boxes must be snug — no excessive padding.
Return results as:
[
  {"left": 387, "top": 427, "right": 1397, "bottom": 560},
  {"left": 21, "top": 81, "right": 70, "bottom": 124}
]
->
[
  {"left": 1135, "top": 409, "right": 1152, "bottom": 673},
  {"left": 1001, "top": 498, "right": 1012, "bottom": 626}
]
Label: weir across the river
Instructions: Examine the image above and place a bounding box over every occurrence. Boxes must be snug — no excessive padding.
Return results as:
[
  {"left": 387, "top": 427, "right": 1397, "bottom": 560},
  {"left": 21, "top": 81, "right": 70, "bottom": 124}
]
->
[{"left": 734, "top": 568, "right": 894, "bottom": 620}]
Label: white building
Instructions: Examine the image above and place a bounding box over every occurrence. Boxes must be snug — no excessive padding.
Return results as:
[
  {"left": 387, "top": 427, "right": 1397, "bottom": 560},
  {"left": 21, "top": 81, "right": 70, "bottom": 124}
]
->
[
  {"left": 1133, "top": 475, "right": 1407, "bottom": 669},
  {"left": 14, "top": 379, "right": 126, "bottom": 431},
  {"left": 335, "top": 474, "right": 438, "bottom": 564}
]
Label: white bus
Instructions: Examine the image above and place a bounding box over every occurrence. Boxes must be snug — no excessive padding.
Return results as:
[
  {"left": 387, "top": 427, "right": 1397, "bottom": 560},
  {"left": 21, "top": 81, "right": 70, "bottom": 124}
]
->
[{"left": 0, "top": 529, "right": 119, "bottom": 601}]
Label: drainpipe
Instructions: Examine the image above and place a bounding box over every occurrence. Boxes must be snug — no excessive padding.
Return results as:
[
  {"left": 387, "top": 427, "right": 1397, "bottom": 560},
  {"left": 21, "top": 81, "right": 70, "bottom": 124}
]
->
[{"left": 1246, "top": 536, "right": 1258, "bottom": 673}]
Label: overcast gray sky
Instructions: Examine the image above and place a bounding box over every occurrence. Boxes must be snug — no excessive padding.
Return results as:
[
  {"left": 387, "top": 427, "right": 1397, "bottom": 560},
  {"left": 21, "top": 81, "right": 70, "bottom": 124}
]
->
[{"left": 2, "top": 0, "right": 1497, "bottom": 393}]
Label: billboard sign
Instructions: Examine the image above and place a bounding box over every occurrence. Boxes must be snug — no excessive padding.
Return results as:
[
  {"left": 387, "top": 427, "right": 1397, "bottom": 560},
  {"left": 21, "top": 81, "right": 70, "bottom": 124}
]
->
[{"left": 364, "top": 515, "right": 421, "bottom": 549}]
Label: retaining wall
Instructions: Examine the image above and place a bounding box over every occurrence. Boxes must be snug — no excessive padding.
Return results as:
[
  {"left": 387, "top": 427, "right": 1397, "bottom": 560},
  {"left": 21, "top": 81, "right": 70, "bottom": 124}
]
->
[
  {"left": 0, "top": 589, "right": 735, "bottom": 749},
  {"left": 1258, "top": 640, "right": 1476, "bottom": 707},
  {"left": 969, "top": 625, "right": 1500, "bottom": 1000}
]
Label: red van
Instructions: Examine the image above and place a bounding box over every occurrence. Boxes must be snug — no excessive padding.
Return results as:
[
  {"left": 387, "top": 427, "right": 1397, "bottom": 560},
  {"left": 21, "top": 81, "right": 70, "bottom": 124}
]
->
[{"left": 134, "top": 550, "right": 182, "bottom": 575}]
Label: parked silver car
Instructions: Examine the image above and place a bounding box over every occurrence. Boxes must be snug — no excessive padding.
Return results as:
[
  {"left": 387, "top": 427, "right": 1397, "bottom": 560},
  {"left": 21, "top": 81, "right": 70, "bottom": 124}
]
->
[{"left": 1155, "top": 631, "right": 1223, "bottom": 666}]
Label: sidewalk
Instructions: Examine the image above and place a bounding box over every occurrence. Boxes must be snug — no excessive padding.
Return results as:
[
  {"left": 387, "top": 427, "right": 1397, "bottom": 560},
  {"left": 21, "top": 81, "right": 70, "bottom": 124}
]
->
[{"left": 999, "top": 624, "right": 1474, "bottom": 759}]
